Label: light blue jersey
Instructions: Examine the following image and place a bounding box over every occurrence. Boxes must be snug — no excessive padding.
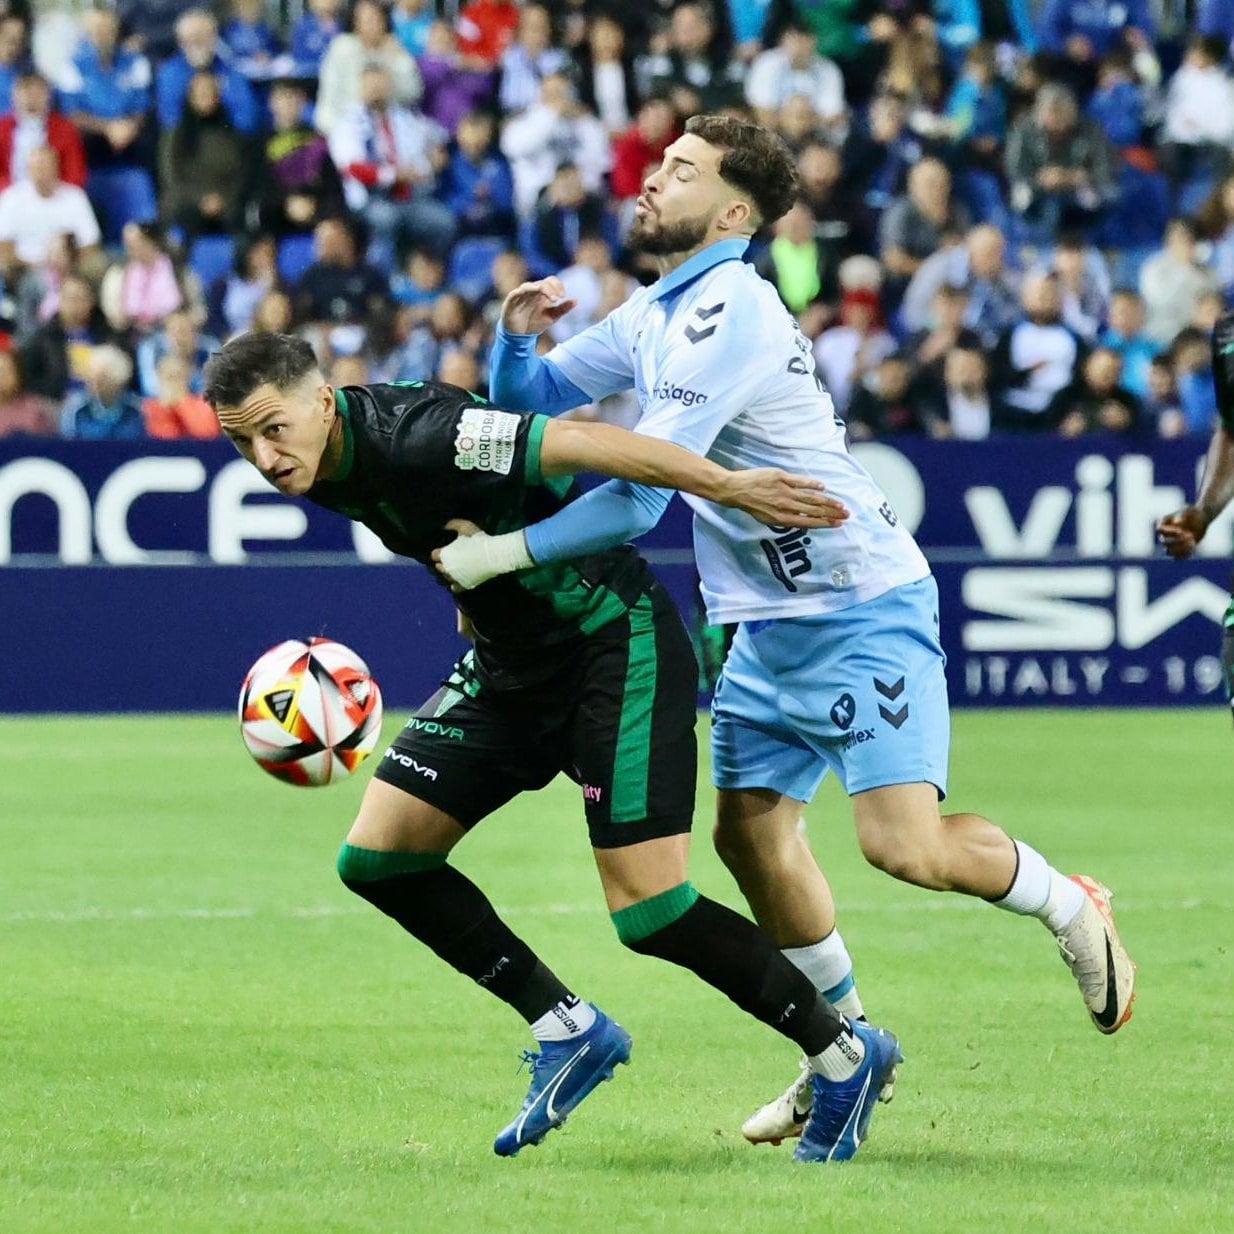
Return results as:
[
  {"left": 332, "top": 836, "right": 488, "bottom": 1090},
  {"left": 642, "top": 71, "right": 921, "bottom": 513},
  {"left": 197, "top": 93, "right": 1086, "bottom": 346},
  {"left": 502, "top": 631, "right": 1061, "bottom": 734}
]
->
[{"left": 543, "top": 239, "right": 929, "bottom": 624}]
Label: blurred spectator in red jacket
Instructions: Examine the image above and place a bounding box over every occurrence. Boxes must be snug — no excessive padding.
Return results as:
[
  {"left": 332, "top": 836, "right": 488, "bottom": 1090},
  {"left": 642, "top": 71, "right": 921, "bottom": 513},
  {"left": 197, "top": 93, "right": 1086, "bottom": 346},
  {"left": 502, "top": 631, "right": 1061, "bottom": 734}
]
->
[
  {"left": 456, "top": 0, "right": 520, "bottom": 68},
  {"left": 142, "top": 352, "right": 220, "bottom": 438},
  {"left": 611, "top": 97, "right": 678, "bottom": 201},
  {"left": 0, "top": 72, "right": 86, "bottom": 192}
]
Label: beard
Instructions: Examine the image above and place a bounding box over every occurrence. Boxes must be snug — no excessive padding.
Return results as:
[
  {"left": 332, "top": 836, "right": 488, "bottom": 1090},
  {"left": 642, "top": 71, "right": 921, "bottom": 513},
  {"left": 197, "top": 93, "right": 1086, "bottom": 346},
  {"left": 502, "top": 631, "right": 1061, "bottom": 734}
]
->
[{"left": 628, "top": 209, "right": 711, "bottom": 255}]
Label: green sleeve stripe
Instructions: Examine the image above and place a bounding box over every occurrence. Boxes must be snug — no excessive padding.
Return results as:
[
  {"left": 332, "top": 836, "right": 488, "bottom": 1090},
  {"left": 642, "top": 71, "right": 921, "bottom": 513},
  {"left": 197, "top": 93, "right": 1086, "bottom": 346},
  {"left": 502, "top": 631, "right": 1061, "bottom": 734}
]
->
[
  {"left": 609, "top": 595, "right": 658, "bottom": 824},
  {"left": 611, "top": 882, "right": 700, "bottom": 944},
  {"left": 336, "top": 844, "right": 447, "bottom": 882},
  {"left": 523, "top": 414, "right": 548, "bottom": 488}
]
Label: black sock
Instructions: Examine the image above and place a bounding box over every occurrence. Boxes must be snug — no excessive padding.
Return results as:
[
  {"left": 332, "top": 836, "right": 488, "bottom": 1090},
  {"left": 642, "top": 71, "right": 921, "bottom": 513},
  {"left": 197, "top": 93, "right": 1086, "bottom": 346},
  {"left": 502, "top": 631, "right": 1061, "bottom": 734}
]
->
[
  {"left": 628, "top": 895, "right": 844, "bottom": 1055},
  {"left": 342, "top": 863, "right": 572, "bottom": 1023}
]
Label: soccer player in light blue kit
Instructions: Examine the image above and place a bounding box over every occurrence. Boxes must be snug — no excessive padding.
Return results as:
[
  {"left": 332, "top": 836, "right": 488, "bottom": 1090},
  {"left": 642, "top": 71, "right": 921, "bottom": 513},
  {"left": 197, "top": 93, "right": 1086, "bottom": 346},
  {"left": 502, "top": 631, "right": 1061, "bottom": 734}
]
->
[{"left": 437, "top": 115, "right": 1137, "bottom": 1153}]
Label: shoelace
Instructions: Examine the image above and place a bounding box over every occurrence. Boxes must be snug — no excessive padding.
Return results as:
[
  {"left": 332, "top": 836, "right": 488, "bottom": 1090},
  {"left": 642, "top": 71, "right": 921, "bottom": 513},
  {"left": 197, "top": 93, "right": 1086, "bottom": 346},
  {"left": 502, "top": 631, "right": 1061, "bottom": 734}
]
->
[
  {"left": 516, "top": 1049, "right": 542, "bottom": 1077},
  {"left": 1055, "top": 930, "right": 1103, "bottom": 996}
]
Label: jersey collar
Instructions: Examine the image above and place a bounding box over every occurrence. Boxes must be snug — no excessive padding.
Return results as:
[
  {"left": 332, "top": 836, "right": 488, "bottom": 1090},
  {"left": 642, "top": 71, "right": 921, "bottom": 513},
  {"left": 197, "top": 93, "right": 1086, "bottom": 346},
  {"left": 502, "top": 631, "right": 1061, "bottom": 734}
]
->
[
  {"left": 326, "top": 388, "right": 355, "bottom": 482},
  {"left": 647, "top": 238, "right": 749, "bottom": 303}
]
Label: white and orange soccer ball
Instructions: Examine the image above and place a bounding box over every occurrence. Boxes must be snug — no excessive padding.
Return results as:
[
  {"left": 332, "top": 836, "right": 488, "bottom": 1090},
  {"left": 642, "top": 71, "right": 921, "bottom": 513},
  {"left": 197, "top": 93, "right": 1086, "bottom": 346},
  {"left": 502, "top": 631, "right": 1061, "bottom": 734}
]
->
[{"left": 239, "top": 638, "right": 384, "bottom": 786}]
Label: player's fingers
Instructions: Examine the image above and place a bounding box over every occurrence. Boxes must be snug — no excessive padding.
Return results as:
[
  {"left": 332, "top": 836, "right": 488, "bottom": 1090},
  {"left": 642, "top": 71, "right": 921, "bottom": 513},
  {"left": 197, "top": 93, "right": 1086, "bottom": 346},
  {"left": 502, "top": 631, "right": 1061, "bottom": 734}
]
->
[
  {"left": 782, "top": 473, "right": 827, "bottom": 491},
  {"left": 538, "top": 277, "right": 567, "bottom": 301},
  {"left": 544, "top": 298, "right": 578, "bottom": 320},
  {"left": 787, "top": 488, "right": 849, "bottom": 518},
  {"left": 444, "top": 518, "right": 482, "bottom": 536}
]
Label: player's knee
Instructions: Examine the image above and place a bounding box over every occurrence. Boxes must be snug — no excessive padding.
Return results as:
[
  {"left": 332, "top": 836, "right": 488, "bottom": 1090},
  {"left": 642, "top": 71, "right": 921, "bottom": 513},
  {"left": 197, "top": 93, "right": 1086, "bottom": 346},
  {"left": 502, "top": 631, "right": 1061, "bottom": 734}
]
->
[
  {"left": 712, "top": 816, "right": 752, "bottom": 870},
  {"left": 857, "top": 823, "right": 945, "bottom": 888},
  {"left": 336, "top": 841, "right": 447, "bottom": 891}
]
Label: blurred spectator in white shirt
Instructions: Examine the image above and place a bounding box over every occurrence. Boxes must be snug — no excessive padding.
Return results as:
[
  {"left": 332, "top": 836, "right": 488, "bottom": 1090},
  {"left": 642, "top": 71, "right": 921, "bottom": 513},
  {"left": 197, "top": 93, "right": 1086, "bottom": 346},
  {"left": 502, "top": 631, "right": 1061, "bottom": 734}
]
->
[{"left": 500, "top": 72, "right": 610, "bottom": 217}]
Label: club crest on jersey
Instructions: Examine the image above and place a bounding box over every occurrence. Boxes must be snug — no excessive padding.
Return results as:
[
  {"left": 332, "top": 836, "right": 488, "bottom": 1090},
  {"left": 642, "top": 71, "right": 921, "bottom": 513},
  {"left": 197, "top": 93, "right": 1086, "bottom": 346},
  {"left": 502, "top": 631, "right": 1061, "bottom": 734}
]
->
[{"left": 454, "top": 407, "right": 519, "bottom": 474}]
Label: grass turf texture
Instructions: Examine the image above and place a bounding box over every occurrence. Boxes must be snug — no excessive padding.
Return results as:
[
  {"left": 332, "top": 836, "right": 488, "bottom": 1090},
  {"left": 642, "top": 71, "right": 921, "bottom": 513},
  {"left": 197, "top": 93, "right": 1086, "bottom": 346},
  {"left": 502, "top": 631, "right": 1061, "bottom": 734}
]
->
[{"left": 2, "top": 711, "right": 1232, "bottom": 1234}]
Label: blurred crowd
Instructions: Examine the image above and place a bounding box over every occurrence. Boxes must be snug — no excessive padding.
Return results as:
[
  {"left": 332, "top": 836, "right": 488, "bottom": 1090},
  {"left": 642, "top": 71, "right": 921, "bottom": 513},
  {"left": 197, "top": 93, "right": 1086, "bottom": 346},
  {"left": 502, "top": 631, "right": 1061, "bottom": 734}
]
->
[{"left": 0, "top": 0, "right": 1230, "bottom": 443}]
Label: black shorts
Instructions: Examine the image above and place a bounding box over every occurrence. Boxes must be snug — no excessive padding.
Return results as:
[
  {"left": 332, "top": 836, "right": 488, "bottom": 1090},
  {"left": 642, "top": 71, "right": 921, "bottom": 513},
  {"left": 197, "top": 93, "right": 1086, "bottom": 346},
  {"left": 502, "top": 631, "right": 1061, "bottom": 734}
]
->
[{"left": 373, "top": 582, "right": 698, "bottom": 848}]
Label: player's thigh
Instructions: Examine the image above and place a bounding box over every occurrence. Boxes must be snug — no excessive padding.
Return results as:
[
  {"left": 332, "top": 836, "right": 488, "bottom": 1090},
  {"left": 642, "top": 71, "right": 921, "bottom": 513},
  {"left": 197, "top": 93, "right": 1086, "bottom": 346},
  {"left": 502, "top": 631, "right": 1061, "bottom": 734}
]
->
[
  {"left": 771, "top": 577, "right": 952, "bottom": 800},
  {"left": 713, "top": 786, "right": 810, "bottom": 865},
  {"left": 569, "top": 585, "right": 698, "bottom": 852},
  {"left": 348, "top": 778, "right": 467, "bottom": 853},
  {"left": 850, "top": 781, "right": 946, "bottom": 876},
  {"left": 710, "top": 621, "right": 829, "bottom": 805},
  {"left": 368, "top": 666, "right": 558, "bottom": 840},
  {"left": 592, "top": 833, "right": 691, "bottom": 913}
]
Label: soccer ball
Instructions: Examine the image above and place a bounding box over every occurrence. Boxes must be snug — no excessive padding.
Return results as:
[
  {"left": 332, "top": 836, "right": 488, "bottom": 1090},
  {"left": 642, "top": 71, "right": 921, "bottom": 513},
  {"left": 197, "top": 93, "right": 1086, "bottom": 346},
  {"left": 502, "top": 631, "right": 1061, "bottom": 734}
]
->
[{"left": 239, "top": 638, "right": 384, "bottom": 786}]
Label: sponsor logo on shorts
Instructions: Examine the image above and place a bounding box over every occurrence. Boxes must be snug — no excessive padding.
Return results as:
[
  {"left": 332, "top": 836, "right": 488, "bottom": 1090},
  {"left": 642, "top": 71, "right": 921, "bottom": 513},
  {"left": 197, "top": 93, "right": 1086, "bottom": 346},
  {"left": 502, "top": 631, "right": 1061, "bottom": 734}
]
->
[
  {"left": 759, "top": 525, "right": 813, "bottom": 593},
  {"left": 404, "top": 718, "right": 465, "bottom": 741},
  {"left": 829, "top": 692, "right": 856, "bottom": 731},
  {"left": 454, "top": 407, "right": 519, "bottom": 474},
  {"left": 383, "top": 746, "right": 439, "bottom": 780},
  {"left": 841, "top": 727, "right": 876, "bottom": 751},
  {"left": 652, "top": 382, "right": 708, "bottom": 407},
  {"left": 582, "top": 784, "right": 603, "bottom": 803}
]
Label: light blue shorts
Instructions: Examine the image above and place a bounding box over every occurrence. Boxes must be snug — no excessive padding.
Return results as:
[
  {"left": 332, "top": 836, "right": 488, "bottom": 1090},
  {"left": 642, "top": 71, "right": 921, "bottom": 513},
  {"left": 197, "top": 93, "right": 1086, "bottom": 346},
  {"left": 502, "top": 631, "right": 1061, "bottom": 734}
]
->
[{"left": 711, "top": 576, "right": 950, "bottom": 801}]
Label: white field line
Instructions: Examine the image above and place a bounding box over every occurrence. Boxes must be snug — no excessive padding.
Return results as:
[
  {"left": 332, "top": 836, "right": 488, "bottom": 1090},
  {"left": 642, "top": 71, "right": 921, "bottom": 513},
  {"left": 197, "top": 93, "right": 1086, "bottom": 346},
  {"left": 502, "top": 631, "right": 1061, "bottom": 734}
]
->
[{"left": 0, "top": 897, "right": 1207, "bottom": 925}]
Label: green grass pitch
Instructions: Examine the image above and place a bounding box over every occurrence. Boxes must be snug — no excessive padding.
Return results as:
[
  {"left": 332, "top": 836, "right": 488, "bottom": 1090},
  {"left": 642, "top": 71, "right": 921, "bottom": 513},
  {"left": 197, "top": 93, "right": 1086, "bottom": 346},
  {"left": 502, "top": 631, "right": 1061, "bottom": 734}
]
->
[{"left": 3, "top": 710, "right": 1233, "bottom": 1233}]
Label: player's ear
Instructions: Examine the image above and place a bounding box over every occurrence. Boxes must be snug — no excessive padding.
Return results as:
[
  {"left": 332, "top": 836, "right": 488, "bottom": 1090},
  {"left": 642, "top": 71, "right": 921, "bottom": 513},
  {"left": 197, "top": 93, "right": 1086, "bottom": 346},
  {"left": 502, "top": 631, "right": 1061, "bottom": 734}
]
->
[{"left": 719, "top": 197, "right": 753, "bottom": 234}]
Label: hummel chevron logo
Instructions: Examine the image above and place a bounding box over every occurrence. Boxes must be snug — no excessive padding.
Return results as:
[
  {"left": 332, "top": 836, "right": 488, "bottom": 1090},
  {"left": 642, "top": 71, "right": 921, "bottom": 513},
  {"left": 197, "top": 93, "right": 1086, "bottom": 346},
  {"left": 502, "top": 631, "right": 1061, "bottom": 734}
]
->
[
  {"left": 873, "top": 676, "right": 905, "bottom": 700},
  {"left": 879, "top": 704, "right": 909, "bottom": 730},
  {"left": 684, "top": 301, "right": 725, "bottom": 344}
]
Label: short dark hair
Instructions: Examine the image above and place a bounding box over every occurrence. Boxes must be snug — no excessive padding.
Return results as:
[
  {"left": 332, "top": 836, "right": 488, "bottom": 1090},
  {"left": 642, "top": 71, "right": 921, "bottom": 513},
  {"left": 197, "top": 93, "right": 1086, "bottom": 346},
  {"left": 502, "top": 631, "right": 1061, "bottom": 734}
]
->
[
  {"left": 203, "top": 332, "right": 319, "bottom": 410},
  {"left": 684, "top": 113, "right": 799, "bottom": 227}
]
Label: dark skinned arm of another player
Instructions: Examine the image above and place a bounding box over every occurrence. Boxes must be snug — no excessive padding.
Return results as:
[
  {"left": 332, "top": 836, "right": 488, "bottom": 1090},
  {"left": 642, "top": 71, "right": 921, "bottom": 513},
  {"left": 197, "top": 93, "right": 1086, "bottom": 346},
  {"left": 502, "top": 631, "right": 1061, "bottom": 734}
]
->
[
  {"left": 1157, "top": 426, "right": 1234, "bottom": 559},
  {"left": 1158, "top": 313, "right": 1234, "bottom": 558}
]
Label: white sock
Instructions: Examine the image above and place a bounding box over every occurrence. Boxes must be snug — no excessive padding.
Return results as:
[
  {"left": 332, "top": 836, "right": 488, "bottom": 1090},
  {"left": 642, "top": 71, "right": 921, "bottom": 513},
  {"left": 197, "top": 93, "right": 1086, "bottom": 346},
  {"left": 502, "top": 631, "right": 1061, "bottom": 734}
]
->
[
  {"left": 808, "top": 1018, "right": 866, "bottom": 1082},
  {"left": 782, "top": 932, "right": 866, "bottom": 1020},
  {"left": 530, "top": 996, "right": 596, "bottom": 1042},
  {"left": 993, "top": 840, "right": 1086, "bottom": 932}
]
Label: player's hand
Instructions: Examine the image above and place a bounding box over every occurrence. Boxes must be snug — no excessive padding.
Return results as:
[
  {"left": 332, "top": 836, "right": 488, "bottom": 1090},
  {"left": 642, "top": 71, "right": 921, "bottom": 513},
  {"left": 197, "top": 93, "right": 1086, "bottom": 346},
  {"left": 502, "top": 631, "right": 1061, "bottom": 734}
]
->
[
  {"left": 1156, "top": 506, "right": 1209, "bottom": 560},
  {"left": 716, "top": 469, "right": 849, "bottom": 529},
  {"left": 433, "top": 519, "right": 533, "bottom": 591},
  {"left": 501, "top": 278, "right": 577, "bottom": 335}
]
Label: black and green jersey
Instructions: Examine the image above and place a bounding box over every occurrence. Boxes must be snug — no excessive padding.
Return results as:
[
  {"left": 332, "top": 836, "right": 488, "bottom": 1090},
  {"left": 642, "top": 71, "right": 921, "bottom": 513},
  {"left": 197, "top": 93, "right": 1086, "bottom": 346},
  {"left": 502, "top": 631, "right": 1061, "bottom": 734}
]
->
[{"left": 306, "top": 381, "right": 656, "bottom": 687}]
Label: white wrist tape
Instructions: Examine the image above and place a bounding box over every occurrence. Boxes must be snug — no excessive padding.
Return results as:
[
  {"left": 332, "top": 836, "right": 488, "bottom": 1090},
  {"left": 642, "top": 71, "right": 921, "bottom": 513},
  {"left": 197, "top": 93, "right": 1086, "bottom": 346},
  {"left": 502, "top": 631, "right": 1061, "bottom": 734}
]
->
[{"left": 439, "top": 529, "right": 534, "bottom": 591}]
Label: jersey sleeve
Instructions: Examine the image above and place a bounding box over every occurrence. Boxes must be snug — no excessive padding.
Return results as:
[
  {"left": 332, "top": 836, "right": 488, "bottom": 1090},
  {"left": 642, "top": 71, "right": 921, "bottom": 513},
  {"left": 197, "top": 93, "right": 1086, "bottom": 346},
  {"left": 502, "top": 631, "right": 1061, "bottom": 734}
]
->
[
  {"left": 385, "top": 386, "right": 550, "bottom": 492},
  {"left": 632, "top": 296, "right": 773, "bottom": 456},
  {"left": 543, "top": 300, "right": 638, "bottom": 401}
]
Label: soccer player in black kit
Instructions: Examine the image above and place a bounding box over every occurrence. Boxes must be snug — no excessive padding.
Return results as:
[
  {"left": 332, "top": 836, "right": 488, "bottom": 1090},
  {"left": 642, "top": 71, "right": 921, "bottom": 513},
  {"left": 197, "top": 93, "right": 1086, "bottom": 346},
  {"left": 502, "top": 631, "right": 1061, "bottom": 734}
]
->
[{"left": 204, "top": 331, "right": 900, "bottom": 1162}]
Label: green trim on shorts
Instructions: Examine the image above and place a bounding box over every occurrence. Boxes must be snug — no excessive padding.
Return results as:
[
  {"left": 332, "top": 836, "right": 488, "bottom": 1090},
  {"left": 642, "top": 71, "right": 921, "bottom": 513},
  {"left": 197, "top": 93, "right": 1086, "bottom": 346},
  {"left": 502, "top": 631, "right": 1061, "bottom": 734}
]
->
[
  {"left": 336, "top": 844, "right": 447, "bottom": 882},
  {"left": 1224, "top": 592, "right": 1234, "bottom": 629},
  {"left": 610, "top": 594, "right": 657, "bottom": 823},
  {"left": 611, "top": 881, "right": 700, "bottom": 944}
]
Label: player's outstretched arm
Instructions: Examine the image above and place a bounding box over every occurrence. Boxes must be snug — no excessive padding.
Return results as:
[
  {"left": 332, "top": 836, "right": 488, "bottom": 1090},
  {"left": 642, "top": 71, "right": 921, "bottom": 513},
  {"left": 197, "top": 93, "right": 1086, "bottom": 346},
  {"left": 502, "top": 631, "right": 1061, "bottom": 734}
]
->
[
  {"left": 433, "top": 420, "right": 849, "bottom": 591},
  {"left": 537, "top": 419, "right": 847, "bottom": 528},
  {"left": 1158, "top": 313, "right": 1234, "bottom": 559}
]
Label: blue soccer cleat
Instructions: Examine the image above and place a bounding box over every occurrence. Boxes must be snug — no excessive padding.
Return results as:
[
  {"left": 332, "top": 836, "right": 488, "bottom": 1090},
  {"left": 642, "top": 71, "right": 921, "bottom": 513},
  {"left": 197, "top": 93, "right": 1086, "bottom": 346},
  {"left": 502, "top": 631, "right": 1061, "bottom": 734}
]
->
[
  {"left": 793, "top": 1019, "right": 903, "bottom": 1164},
  {"left": 493, "top": 1008, "right": 632, "bottom": 1157}
]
